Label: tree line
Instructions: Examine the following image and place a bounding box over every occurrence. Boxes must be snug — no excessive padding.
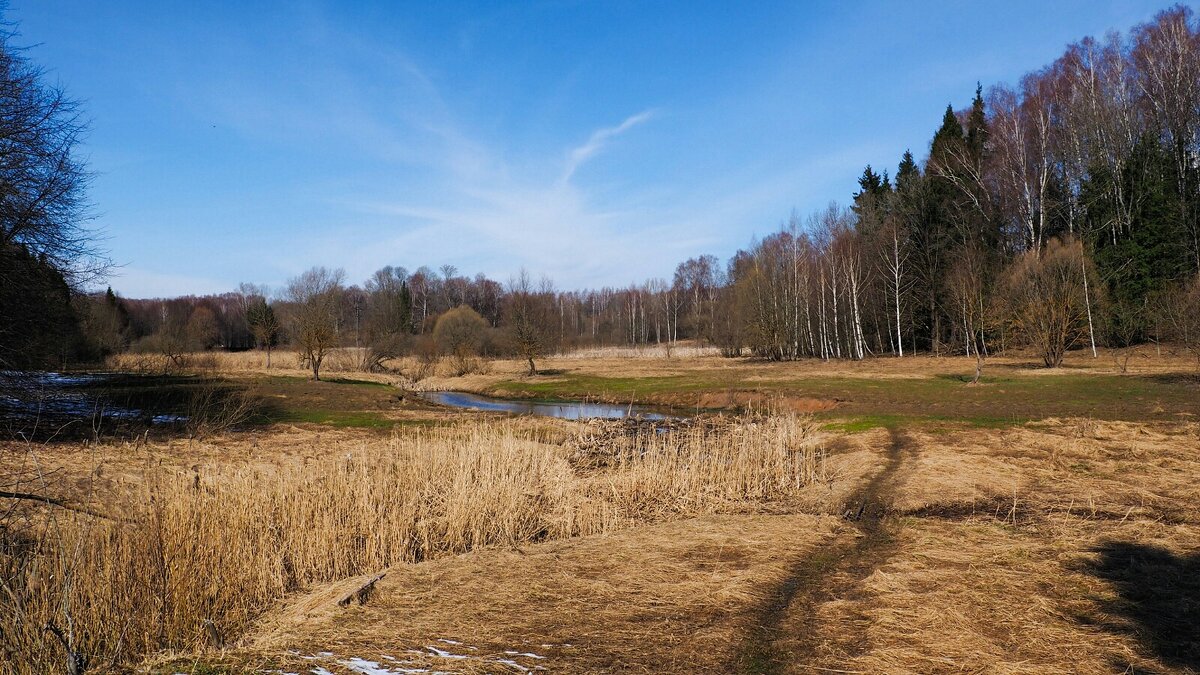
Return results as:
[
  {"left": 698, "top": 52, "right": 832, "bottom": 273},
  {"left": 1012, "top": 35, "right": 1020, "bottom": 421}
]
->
[{"left": 8, "top": 6, "right": 1200, "bottom": 374}]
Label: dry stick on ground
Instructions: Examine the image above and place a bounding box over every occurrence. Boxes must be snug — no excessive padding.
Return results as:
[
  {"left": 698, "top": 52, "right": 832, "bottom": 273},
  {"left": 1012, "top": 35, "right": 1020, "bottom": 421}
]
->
[
  {"left": 337, "top": 572, "right": 387, "bottom": 607},
  {"left": 0, "top": 490, "right": 114, "bottom": 521}
]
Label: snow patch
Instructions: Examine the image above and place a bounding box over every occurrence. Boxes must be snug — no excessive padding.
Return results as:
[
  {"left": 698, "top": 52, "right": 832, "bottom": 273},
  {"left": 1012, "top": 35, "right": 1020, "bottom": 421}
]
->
[
  {"left": 504, "top": 650, "right": 545, "bottom": 659},
  {"left": 424, "top": 645, "right": 468, "bottom": 659}
]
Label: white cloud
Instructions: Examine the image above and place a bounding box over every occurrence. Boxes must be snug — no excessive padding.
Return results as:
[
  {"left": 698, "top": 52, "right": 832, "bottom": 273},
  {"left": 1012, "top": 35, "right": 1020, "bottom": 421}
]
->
[
  {"left": 167, "top": 26, "right": 824, "bottom": 293},
  {"left": 560, "top": 110, "right": 656, "bottom": 184}
]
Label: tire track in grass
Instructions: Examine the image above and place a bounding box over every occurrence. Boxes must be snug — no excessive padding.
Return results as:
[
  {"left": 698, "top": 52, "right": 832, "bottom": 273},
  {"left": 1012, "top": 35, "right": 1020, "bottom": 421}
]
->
[{"left": 735, "top": 426, "right": 912, "bottom": 673}]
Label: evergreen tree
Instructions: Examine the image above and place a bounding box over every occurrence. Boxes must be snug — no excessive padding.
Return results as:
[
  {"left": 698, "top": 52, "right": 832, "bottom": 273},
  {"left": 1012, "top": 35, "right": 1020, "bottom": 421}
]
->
[
  {"left": 896, "top": 150, "right": 919, "bottom": 188},
  {"left": 852, "top": 164, "right": 893, "bottom": 237},
  {"left": 966, "top": 83, "right": 988, "bottom": 162},
  {"left": 1086, "top": 135, "right": 1190, "bottom": 344},
  {"left": 913, "top": 108, "right": 968, "bottom": 354},
  {"left": 398, "top": 281, "right": 414, "bottom": 333},
  {"left": 105, "top": 286, "right": 131, "bottom": 336},
  {"left": 930, "top": 104, "right": 965, "bottom": 165}
]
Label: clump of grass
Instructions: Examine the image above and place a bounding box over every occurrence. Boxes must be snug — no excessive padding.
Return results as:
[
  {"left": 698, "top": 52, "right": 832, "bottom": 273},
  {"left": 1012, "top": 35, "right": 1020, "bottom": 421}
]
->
[{"left": 0, "top": 414, "right": 822, "bottom": 671}]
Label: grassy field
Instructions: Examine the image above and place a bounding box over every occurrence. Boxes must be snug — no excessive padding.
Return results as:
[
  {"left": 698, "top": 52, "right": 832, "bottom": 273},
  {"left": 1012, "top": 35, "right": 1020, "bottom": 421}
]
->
[{"left": 2, "top": 347, "right": 1198, "bottom": 673}]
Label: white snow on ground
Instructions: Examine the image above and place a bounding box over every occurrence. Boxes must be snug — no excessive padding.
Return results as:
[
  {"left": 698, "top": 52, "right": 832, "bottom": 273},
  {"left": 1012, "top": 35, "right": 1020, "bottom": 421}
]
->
[
  {"left": 295, "top": 643, "right": 551, "bottom": 674},
  {"left": 339, "top": 657, "right": 441, "bottom": 674},
  {"left": 424, "top": 646, "right": 468, "bottom": 659},
  {"left": 503, "top": 651, "right": 545, "bottom": 659},
  {"left": 341, "top": 657, "right": 396, "bottom": 674}
]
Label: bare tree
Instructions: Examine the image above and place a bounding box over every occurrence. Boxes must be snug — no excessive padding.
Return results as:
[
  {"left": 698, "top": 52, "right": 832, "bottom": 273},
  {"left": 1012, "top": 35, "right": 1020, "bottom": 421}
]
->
[
  {"left": 506, "top": 270, "right": 553, "bottom": 375},
  {"left": 285, "top": 267, "right": 345, "bottom": 380},
  {"left": 246, "top": 300, "right": 280, "bottom": 368},
  {"left": 0, "top": 19, "right": 107, "bottom": 370},
  {"left": 947, "top": 242, "right": 990, "bottom": 380},
  {"left": 877, "top": 214, "right": 911, "bottom": 356},
  {"left": 989, "top": 79, "right": 1058, "bottom": 252},
  {"left": 1153, "top": 273, "right": 1200, "bottom": 368},
  {"left": 0, "top": 23, "right": 102, "bottom": 283}
]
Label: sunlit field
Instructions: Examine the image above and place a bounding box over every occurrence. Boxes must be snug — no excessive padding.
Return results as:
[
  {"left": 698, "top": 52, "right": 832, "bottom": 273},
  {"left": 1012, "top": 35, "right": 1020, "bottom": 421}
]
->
[
  {"left": 5, "top": 2, "right": 1200, "bottom": 674},
  {"left": 3, "top": 347, "right": 1199, "bottom": 673}
]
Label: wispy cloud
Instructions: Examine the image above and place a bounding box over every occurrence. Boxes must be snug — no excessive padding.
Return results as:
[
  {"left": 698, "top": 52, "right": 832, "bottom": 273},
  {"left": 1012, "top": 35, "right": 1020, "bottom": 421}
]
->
[
  {"left": 560, "top": 109, "right": 656, "bottom": 184},
  {"left": 158, "top": 22, "right": 775, "bottom": 292}
]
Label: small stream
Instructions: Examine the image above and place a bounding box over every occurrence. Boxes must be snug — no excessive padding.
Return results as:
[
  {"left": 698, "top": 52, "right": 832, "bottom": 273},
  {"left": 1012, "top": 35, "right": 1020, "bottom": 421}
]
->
[
  {"left": 420, "top": 390, "right": 685, "bottom": 421},
  {"left": 0, "top": 371, "right": 188, "bottom": 435}
]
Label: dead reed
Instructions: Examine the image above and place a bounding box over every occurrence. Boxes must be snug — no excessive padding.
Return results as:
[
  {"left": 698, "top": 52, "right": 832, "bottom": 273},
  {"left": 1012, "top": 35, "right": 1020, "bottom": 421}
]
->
[{"left": 0, "top": 414, "right": 822, "bottom": 672}]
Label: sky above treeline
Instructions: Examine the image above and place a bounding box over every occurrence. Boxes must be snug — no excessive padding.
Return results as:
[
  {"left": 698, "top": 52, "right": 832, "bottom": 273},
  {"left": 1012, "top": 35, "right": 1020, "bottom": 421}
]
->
[{"left": 16, "top": 1, "right": 1168, "bottom": 298}]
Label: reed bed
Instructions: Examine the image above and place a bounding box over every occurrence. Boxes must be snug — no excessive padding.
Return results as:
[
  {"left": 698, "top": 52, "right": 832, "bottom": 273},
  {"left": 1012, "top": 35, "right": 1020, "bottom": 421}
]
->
[
  {"left": 106, "top": 348, "right": 361, "bottom": 374},
  {"left": 0, "top": 414, "right": 822, "bottom": 672}
]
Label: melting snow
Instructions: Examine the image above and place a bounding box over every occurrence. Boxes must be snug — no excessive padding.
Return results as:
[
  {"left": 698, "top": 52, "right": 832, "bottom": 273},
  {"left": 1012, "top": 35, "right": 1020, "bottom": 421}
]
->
[
  {"left": 503, "top": 650, "right": 545, "bottom": 659},
  {"left": 302, "top": 642, "right": 550, "bottom": 674}
]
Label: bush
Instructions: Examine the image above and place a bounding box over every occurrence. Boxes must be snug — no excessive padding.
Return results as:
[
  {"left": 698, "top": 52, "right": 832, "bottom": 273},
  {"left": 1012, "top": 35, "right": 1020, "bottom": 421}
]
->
[
  {"left": 1001, "top": 238, "right": 1095, "bottom": 368},
  {"left": 433, "top": 306, "right": 490, "bottom": 375}
]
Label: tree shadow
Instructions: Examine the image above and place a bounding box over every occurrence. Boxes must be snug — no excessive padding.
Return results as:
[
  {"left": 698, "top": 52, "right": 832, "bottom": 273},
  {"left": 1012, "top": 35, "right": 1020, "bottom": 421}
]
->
[
  {"left": 1082, "top": 541, "right": 1200, "bottom": 671},
  {"left": 1144, "top": 372, "right": 1200, "bottom": 387}
]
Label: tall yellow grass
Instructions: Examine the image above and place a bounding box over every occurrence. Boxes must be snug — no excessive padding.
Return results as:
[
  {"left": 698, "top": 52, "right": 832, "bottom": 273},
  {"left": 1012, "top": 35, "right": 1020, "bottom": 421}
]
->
[{"left": 1, "top": 415, "right": 822, "bottom": 672}]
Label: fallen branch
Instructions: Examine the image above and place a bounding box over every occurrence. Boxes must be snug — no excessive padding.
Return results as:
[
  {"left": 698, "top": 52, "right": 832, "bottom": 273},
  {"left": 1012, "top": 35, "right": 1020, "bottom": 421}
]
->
[
  {"left": 0, "top": 490, "right": 113, "bottom": 520},
  {"left": 337, "top": 572, "right": 386, "bottom": 607}
]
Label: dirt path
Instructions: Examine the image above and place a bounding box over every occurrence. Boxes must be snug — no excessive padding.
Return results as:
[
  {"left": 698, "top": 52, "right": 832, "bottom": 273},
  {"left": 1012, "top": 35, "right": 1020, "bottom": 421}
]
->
[{"left": 734, "top": 427, "right": 912, "bottom": 673}]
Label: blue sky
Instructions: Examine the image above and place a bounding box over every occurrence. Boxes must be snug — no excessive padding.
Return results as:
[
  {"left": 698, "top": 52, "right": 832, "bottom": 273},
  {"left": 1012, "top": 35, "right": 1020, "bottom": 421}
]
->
[{"left": 14, "top": 1, "right": 1167, "bottom": 297}]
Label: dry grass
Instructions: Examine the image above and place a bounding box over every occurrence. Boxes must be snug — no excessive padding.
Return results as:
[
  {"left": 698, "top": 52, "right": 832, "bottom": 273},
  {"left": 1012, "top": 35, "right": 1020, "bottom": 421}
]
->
[
  {"left": 7, "top": 349, "right": 1200, "bottom": 673},
  {"left": 835, "top": 518, "right": 1189, "bottom": 674},
  {"left": 213, "top": 417, "right": 1200, "bottom": 674},
  {"left": 554, "top": 343, "right": 723, "bottom": 359},
  {"left": 0, "top": 414, "right": 823, "bottom": 672},
  {"left": 776, "top": 418, "right": 1200, "bottom": 674},
  {"left": 245, "top": 513, "right": 840, "bottom": 674},
  {"left": 106, "top": 348, "right": 400, "bottom": 380}
]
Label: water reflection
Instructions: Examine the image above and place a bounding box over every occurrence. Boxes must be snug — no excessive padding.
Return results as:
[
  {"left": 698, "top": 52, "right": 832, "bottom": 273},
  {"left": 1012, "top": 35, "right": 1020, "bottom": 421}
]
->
[{"left": 421, "top": 390, "right": 682, "bottom": 421}]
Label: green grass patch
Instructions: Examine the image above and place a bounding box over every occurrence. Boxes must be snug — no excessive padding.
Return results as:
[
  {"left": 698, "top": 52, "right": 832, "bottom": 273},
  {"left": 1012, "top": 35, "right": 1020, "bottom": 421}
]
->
[
  {"left": 493, "top": 368, "right": 1198, "bottom": 426},
  {"left": 269, "top": 409, "right": 394, "bottom": 428},
  {"left": 819, "top": 412, "right": 1027, "bottom": 433},
  {"left": 820, "top": 414, "right": 910, "bottom": 433}
]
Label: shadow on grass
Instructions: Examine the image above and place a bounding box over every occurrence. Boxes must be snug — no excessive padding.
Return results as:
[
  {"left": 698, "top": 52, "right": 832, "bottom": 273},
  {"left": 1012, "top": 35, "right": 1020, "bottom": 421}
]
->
[
  {"left": 1082, "top": 541, "right": 1200, "bottom": 670},
  {"left": 325, "top": 377, "right": 395, "bottom": 388},
  {"left": 1143, "top": 372, "right": 1200, "bottom": 387}
]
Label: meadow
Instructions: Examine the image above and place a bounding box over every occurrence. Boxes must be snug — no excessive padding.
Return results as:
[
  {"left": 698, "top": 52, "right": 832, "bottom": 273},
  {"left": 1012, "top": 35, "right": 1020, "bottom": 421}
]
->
[{"left": 2, "top": 346, "right": 1198, "bottom": 673}]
